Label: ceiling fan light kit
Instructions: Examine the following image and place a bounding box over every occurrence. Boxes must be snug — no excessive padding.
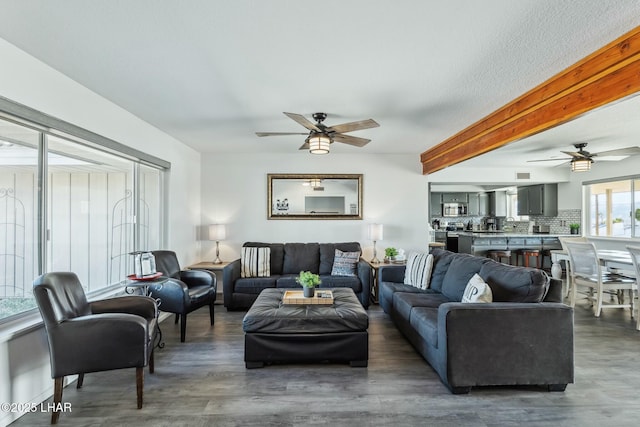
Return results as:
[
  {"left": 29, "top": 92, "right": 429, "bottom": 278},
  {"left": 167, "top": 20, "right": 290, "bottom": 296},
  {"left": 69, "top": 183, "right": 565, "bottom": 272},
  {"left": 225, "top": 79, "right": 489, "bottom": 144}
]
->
[
  {"left": 256, "top": 112, "right": 379, "bottom": 155},
  {"left": 308, "top": 134, "right": 331, "bottom": 154},
  {"left": 570, "top": 157, "right": 592, "bottom": 172}
]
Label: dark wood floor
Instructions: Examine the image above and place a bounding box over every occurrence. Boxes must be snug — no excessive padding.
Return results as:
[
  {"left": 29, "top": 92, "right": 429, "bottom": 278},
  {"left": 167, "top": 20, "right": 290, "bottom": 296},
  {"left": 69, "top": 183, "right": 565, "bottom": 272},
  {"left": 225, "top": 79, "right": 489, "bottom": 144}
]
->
[{"left": 12, "top": 294, "right": 640, "bottom": 426}]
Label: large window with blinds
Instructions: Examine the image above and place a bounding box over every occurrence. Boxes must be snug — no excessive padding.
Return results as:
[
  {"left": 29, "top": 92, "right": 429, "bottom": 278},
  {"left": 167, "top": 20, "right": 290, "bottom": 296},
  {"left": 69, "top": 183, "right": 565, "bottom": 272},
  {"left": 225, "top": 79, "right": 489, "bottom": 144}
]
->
[
  {"left": 0, "top": 114, "right": 167, "bottom": 321},
  {"left": 585, "top": 176, "right": 640, "bottom": 238}
]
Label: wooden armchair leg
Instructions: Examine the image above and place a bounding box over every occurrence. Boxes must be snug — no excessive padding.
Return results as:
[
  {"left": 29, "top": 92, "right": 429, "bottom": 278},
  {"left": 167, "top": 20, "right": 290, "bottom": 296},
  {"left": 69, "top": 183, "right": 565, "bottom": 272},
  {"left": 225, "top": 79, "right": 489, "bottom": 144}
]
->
[
  {"left": 174, "top": 313, "right": 179, "bottom": 324},
  {"left": 209, "top": 302, "right": 215, "bottom": 325},
  {"left": 76, "top": 373, "right": 84, "bottom": 389},
  {"left": 180, "top": 314, "right": 187, "bottom": 342},
  {"left": 52, "top": 377, "right": 63, "bottom": 424},
  {"left": 136, "top": 367, "right": 144, "bottom": 409},
  {"left": 149, "top": 350, "right": 155, "bottom": 374}
]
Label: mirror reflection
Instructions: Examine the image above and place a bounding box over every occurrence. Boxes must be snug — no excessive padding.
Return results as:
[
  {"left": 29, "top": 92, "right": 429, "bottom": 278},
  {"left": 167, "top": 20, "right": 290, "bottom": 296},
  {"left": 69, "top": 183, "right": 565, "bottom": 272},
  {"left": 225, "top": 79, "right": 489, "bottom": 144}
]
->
[{"left": 268, "top": 174, "right": 363, "bottom": 219}]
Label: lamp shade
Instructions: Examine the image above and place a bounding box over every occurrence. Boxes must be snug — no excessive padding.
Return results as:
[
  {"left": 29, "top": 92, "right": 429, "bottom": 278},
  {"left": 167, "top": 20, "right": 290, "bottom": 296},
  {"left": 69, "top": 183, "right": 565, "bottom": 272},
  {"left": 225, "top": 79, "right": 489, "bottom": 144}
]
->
[
  {"left": 308, "top": 134, "right": 331, "bottom": 154},
  {"left": 368, "top": 223, "right": 383, "bottom": 241},
  {"left": 208, "top": 224, "right": 226, "bottom": 241}
]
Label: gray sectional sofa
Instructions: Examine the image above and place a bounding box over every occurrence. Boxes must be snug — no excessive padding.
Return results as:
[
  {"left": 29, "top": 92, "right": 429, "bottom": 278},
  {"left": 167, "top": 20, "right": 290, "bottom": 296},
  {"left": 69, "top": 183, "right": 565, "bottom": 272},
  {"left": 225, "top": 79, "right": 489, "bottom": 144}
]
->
[
  {"left": 379, "top": 248, "right": 574, "bottom": 394},
  {"left": 223, "top": 242, "right": 371, "bottom": 310}
]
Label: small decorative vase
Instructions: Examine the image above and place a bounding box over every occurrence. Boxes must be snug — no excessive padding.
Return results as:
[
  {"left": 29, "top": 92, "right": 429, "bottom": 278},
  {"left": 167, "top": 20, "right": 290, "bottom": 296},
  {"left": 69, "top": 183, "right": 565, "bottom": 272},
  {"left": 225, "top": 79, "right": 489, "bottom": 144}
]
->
[{"left": 303, "top": 286, "right": 315, "bottom": 298}]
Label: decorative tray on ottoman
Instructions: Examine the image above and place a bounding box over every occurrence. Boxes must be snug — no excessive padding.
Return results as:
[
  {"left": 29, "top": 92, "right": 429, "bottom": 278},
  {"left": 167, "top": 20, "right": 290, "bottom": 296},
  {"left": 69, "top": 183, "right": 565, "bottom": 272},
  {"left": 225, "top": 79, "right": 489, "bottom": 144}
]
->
[{"left": 282, "top": 289, "right": 334, "bottom": 305}]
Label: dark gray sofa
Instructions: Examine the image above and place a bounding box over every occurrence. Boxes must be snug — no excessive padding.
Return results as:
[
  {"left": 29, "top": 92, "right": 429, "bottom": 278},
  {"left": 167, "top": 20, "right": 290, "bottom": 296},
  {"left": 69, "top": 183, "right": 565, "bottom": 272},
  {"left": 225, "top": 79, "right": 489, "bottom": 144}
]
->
[
  {"left": 379, "top": 248, "right": 574, "bottom": 394},
  {"left": 223, "top": 242, "right": 371, "bottom": 310}
]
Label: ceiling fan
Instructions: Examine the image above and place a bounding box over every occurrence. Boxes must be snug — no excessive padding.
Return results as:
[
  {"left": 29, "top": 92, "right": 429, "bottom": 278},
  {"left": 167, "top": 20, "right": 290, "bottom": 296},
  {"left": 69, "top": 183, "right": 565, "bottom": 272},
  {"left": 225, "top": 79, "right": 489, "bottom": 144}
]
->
[
  {"left": 528, "top": 143, "right": 640, "bottom": 171},
  {"left": 256, "top": 112, "right": 379, "bottom": 154}
]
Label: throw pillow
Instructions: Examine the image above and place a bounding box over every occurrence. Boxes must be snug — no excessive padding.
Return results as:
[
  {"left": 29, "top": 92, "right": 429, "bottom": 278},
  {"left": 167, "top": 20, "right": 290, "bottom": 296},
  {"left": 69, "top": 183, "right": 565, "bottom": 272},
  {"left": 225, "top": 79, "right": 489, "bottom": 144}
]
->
[
  {"left": 404, "top": 252, "right": 434, "bottom": 290},
  {"left": 461, "top": 273, "right": 493, "bottom": 303},
  {"left": 331, "top": 249, "right": 360, "bottom": 276},
  {"left": 241, "top": 247, "right": 271, "bottom": 278}
]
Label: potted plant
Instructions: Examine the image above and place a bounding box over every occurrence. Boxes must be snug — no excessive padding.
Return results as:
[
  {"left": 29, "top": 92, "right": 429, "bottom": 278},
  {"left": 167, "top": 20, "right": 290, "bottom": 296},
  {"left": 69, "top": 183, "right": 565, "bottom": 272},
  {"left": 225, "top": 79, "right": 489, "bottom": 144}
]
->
[
  {"left": 296, "top": 271, "right": 321, "bottom": 298},
  {"left": 569, "top": 223, "right": 580, "bottom": 235},
  {"left": 384, "top": 247, "right": 398, "bottom": 263}
]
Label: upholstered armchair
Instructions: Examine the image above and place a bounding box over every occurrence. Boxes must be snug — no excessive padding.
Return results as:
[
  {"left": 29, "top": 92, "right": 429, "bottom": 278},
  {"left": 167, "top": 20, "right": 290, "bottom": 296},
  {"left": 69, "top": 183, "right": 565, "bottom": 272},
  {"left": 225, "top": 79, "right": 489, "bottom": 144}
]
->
[
  {"left": 33, "top": 272, "right": 158, "bottom": 424},
  {"left": 150, "top": 250, "right": 217, "bottom": 342}
]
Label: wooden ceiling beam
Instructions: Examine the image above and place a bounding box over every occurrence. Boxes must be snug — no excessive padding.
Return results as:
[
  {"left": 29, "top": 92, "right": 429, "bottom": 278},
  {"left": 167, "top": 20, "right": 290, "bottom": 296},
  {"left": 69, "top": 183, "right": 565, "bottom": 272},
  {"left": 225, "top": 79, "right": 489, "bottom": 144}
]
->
[{"left": 421, "top": 26, "right": 640, "bottom": 175}]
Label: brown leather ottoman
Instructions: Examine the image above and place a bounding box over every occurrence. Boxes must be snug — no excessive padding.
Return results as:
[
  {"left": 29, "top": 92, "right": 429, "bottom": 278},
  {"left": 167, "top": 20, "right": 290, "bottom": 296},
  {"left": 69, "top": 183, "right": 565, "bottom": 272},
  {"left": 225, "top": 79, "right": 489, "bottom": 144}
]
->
[{"left": 242, "top": 288, "right": 369, "bottom": 368}]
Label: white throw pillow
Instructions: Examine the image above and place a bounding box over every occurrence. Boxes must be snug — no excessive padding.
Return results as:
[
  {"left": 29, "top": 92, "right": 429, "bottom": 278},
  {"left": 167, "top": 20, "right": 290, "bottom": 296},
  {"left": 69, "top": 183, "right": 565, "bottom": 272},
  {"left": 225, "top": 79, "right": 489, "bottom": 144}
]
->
[
  {"left": 241, "top": 247, "right": 271, "bottom": 278},
  {"left": 461, "top": 274, "right": 493, "bottom": 303},
  {"left": 404, "top": 252, "right": 433, "bottom": 290}
]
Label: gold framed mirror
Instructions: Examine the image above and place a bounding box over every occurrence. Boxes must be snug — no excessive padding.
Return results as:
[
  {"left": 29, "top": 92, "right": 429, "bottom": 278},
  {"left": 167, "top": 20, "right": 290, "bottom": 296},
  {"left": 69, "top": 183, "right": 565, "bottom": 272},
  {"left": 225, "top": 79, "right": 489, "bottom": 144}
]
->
[{"left": 267, "top": 174, "right": 363, "bottom": 220}]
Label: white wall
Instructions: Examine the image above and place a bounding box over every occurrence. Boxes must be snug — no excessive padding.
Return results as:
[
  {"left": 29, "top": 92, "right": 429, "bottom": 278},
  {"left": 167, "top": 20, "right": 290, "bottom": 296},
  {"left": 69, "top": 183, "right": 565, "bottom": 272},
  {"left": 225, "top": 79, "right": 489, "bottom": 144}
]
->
[
  {"left": 0, "top": 38, "right": 201, "bottom": 426},
  {"left": 200, "top": 153, "right": 428, "bottom": 262}
]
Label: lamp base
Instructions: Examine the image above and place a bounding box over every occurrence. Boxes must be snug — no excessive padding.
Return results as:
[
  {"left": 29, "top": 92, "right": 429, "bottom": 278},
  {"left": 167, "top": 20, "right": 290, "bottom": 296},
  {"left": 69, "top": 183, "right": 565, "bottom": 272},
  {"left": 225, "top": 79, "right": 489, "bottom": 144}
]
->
[
  {"left": 213, "top": 241, "right": 223, "bottom": 264},
  {"left": 370, "top": 257, "right": 380, "bottom": 264},
  {"left": 213, "top": 257, "right": 223, "bottom": 264}
]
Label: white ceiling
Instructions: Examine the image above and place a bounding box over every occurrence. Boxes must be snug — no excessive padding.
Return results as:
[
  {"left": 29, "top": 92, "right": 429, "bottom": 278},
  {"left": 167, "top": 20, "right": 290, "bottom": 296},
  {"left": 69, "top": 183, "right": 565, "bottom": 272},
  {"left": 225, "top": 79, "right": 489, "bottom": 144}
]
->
[{"left": 0, "top": 0, "right": 639, "bottom": 166}]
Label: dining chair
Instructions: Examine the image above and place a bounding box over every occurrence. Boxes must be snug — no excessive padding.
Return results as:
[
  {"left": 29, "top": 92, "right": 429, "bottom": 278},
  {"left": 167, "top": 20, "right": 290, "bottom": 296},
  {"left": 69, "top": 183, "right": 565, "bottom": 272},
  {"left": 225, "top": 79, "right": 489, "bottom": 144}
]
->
[
  {"left": 565, "top": 241, "right": 636, "bottom": 317},
  {"left": 33, "top": 272, "right": 158, "bottom": 424},
  {"left": 558, "top": 236, "right": 588, "bottom": 298},
  {"left": 626, "top": 245, "right": 640, "bottom": 330}
]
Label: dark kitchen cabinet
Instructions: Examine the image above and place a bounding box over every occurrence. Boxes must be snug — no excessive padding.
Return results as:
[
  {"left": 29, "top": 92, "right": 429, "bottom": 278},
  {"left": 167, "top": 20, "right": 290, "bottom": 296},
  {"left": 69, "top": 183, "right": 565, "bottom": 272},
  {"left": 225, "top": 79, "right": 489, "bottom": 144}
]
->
[
  {"left": 517, "top": 184, "right": 557, "bottom": 216},
  {"left": 442, "top": 193, "right": 468, "bottom": 203}
]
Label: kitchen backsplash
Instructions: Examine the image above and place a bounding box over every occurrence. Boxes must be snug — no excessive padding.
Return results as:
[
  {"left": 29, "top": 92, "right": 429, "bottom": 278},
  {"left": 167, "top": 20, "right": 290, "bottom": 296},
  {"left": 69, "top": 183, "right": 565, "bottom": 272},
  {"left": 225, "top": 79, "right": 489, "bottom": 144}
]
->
[{"left": 505, "top": 209, "right": 581, "bottom": 234}]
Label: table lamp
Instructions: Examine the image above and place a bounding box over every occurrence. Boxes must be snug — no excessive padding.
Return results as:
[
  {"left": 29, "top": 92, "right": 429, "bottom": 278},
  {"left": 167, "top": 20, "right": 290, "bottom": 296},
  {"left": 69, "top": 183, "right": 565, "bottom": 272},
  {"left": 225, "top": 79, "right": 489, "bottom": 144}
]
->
[
  {"left": 208, "top": 224, "right": 226, "bottom": 264},
  {"left": 368, "top": 223, "right": 383, "bottom": 264}
]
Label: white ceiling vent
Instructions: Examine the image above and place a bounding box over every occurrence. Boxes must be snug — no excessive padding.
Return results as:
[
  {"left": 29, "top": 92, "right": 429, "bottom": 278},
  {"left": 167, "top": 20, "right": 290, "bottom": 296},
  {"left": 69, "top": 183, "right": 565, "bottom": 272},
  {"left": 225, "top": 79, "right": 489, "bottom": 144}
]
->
[{"left": 516, "top": 172, "right": 531, "bottom": 180}]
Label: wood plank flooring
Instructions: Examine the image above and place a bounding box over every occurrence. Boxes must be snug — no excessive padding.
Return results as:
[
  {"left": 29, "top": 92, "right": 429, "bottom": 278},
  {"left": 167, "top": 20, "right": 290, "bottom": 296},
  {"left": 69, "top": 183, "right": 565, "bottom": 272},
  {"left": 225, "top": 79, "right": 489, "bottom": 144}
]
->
[{"left": 11, "top": 296, "right": 640, "bottom": 426}]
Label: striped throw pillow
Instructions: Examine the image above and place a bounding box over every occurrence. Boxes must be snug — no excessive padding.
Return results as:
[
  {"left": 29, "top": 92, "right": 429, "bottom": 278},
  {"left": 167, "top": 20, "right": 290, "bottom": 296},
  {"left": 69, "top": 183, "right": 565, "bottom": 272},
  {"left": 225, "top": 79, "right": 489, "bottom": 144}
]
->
[
  {"left": 404, "top": 252, "right": 434, "bottom": 290},
  {"left": 331, "top": 249, "right": 360, "bottom": 276},
  {"left": 241, "top": 247, "right": 271, "bottom": 278}
]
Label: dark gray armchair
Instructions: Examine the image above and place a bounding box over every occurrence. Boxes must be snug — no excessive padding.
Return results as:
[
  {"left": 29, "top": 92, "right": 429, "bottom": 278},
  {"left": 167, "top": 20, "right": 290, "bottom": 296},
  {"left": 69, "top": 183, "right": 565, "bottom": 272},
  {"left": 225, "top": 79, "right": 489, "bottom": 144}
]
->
[
  {"left": 33, "top": 272, "right": 158, "bottom": 424},
  {"left": 150, "top": 250, "right": 217, "bottom": 342}
]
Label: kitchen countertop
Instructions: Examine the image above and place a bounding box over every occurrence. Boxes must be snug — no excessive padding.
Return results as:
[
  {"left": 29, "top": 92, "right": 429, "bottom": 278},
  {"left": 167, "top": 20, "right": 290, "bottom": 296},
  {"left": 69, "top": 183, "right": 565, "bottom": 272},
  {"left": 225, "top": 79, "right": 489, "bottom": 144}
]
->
[{"left": 457, "top": 232, "right": 572, "bottom": 237}]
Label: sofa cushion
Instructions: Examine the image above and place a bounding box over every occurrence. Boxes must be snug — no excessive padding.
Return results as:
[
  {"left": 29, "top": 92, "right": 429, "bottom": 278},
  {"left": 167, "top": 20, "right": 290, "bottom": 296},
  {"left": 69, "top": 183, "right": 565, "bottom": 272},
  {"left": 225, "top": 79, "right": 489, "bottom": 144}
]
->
[
  {"left": 409, "top": 307, "right": 439, "bottom": 348},
  {"left": 404, "top": 252, "right": 433, "bottom": 289},
  {"left": 319, "top": 275, "right": 362, "bottom": 292},
  {"left": 393, "top": 292, "right": 450, "bottom": 322},
  {"left": 429, "top": 249, "right": 457, "bottom": 292},
  {"left": 331, "top": 249, "right": 360, "bottom": 276},
  {"left": 275, "top": 275, "right": 299, "bottom": 288},
  {"left": 243, "top": 242, "right": 285, "bottom": 275},
  {"left": 441, "top": 253, "right": 490, "bottom": 301},
  {"left": 283, "top": 243, "right": 320, "bottom": 274},
  {"left": 461, "top": 273, "right": 493, "bottom": 303},
  {"left": 234, "top": 277, "right": 278, "bottom": 294},
  {"left": 479, "top": 260, "right": 550, "bottom": 302},
  {"left": 241, "top": 247, "right": 271, "bottom": 278},
  {"left": 319, "top": 242, "right": 361, "bottom": 274}
]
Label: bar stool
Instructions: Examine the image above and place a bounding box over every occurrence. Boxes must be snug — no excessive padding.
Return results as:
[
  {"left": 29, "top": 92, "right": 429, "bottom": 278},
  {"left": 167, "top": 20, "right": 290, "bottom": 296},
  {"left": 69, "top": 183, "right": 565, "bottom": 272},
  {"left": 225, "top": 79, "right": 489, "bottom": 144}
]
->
[
  {"left": 486, "top": 250, "right": 512, "bottom": 265},
  {"left": 515, "top": 249, "right": 541, "bottom": 268}
]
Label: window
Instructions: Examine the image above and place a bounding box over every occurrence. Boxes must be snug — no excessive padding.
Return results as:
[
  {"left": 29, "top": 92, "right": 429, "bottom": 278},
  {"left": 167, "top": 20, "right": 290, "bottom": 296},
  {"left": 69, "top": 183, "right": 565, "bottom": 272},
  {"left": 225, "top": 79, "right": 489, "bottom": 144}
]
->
[
  {"left": 506, "top": 191, "right": 529, "bottom": 221},
  {"left": 0, "top": 115, "right": 167, "bottom": 321},
  {"left": 585, "top": 177, "right": 639, "bottom": 238}
]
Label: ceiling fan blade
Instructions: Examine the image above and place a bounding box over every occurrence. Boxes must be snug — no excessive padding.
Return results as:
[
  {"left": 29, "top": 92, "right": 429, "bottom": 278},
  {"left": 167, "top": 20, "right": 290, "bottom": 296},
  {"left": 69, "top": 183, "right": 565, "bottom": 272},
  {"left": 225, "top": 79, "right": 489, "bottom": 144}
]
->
[
  {"left": 527, "top": 158, "right": 571, "bottom": 163},
  {"left": 593, "top": 146, "right": 640, "bottom": 157},
  {"left": 560, "top": 150, "right": 590, "bottom": 159},
  {"left": 283, "top": 112, "right": 321, "bottom": 132},
  {"left": 298, "top": 142, "right": 310, "bottom": 150},
  {"left": 256, "top": 132, "right": 309, "bottom": 137},
  {"left": 332, "top": 133, "right": 370, "bottom": 147},
  {"left": 327, "top": 119, "right": 380, "bottom": 134}
]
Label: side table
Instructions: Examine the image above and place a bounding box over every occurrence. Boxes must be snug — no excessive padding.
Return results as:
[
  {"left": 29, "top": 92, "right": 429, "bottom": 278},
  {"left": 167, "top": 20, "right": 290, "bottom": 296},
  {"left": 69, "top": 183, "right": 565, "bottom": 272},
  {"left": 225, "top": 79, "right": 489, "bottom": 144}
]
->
[
  {"left": 363, "top": 259, "right": 406, "bottom": 304},
  {"left": 124, "top": 275, "right": 169, "bottom": 348}
]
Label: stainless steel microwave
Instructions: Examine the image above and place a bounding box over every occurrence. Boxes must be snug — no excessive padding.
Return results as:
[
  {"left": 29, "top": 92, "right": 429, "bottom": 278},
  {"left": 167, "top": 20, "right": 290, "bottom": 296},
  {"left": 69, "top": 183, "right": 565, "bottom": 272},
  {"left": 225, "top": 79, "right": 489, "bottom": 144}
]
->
[{"left": 443, "top": 203, "right": 467, "bottom": 217}]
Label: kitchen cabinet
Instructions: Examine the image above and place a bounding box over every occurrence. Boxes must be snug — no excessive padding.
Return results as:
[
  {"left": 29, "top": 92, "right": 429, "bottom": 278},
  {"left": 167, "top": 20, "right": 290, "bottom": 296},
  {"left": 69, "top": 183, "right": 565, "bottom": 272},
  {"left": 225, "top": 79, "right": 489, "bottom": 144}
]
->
[
  {"left": 442, "top": 193, "right": 468, "bottom": 203},
  {"left": 478, "top": 192, "right": 489, "bottom": 216},
  {"left": 517, "top": 184, "right": 558, "bottom": 216},
  {"left": 488, "top": 191, "right": 507, "bottom": 217},
  {"left": 430, "top": 192, "right": 442, "bottom": 216},
  {"left": 467, "top": 193, "right": 480, "bottom": 216}
]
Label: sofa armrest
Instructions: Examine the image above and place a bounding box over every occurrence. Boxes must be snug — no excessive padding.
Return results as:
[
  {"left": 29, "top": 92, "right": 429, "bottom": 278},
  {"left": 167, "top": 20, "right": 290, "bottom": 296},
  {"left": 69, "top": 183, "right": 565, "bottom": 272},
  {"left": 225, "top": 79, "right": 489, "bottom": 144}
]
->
[
  {"left": 223, "top": 259, "right": 241, "bottom": 308},
  {"left": 438, "top": 302, "right": 574, "bottom": 388},
  {"left": 356, "top": 259, "right": 372, "bottom": 308},
  {"left": 379, "top": 264, "right": 406, "bottom": 283}
]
